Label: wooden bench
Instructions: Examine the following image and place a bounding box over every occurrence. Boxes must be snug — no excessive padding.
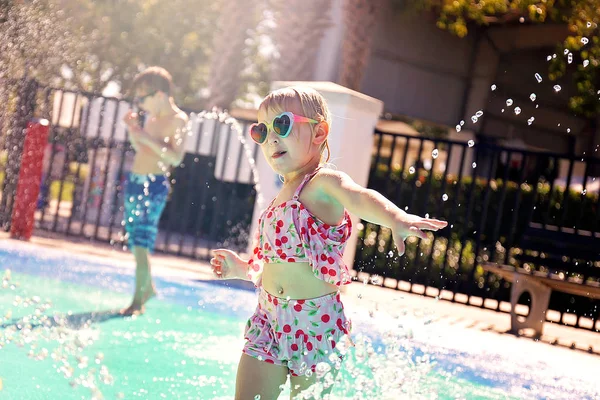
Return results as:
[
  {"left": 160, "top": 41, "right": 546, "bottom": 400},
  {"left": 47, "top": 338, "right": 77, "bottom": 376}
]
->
[{"left": 482, "top": 223, "right": 600, "bottom": 337}]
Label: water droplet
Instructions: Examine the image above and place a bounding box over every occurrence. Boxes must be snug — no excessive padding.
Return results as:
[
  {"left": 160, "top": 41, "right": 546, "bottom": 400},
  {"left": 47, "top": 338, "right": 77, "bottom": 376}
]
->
[
  {"left": 567, "top": 53, "right": 573, "bottom": 64},
  {"left": 581, "top": 37, "right": 589, "bottom": 45},
  {"left": 460, "top": 120, "right": 465, "bottom": 126},
  {"left": 468, "top": 140, "right": 475, "bottom": 147},
  {"left": 442, "top": 194, "right": 448, "bottom": 201},
  {"left": 455, "top": 125, "right": 462, "bottom": 132},
  {"left": 587, "top": 22, "right": 592, "bottom": 28},
  {"left": 584, "top": 60, "right": 590, "bottom": 68},
  {"left": 432, "top": 149, "right": 439, "bottom": 159},
  {"left": 530, "top": 93, "right": 537, "bottom": 101},
  {"left": 527, "top": 117, "right": 535, "bottom": 125},
  {"left": 564, "top": 49, "right": 569, "bottom": 55},
  {"left": 506, "top": 99, "right": 513, "bottom": 106},
  {"left": 471, "top": 116, "right": 478, "bottom": 123},
  {"left": 255, "top": 396, "right": 261, "bottom": 400},
  {"left": 408, "top": 166, "right": 415, "bottom": 174},
  {"left": 553, "top": 85, "right": 561, "bottom": 92},
  {"left": 514, "top": 107, "right": 521, "bottom": 115},
  {"left": 582, "top": 189, "right": 587, "bottom": 195},
  {"left": 490, "top": 84, "right": 497, "bottom": 91},
  {"left": 472, "top": 162, "right": 477, "bottom": 168},
  {"left": 501, "top": 109, "right": 505, "bottom": 113},
  {"left": 535, "top": 73, "right": 543, "bottom": 83},
  {"left": 567, "top": 128, "right": 571, "bottom": 133},
  {"left": 546, "top": 55, "right": 552, "bottom": 61},
  {"left": 475, "top": 110, "right": 483, "bottom": 117}
]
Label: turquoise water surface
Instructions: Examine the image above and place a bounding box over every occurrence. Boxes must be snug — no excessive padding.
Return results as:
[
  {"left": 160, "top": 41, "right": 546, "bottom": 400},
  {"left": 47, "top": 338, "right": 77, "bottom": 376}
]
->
[{"left": 0, "top": 241, "right": 598, "bottom": 399}]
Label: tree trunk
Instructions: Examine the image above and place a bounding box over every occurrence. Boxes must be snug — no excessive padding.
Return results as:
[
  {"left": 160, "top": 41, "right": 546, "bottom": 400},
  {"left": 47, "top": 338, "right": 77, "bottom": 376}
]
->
[
  {"left": 206, "top": 0, "right": 257, "bottom": 110},
  {"left": 338, "top": 0, "right": 386, "bottom": 91},
  {"left": 270, "top": 0, "right": 334, "bottom": 82}
]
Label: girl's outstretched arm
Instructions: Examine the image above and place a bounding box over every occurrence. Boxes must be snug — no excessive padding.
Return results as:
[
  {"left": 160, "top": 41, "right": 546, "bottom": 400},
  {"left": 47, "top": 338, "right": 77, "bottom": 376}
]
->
[{"left": 315, "top": 170, "right": 448, "bottom": 255}]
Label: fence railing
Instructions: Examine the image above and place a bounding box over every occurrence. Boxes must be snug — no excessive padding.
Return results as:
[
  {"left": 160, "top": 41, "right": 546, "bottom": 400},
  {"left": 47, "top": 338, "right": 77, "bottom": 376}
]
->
[
  {"left": 1, "top": 81, "right": 598, "bottom": 331},
  {"left": 0, "top": 82, "right": 261, "bottom": 260},
  {"left": 355, "top": 128, "right": 600, "bottom": 330}
]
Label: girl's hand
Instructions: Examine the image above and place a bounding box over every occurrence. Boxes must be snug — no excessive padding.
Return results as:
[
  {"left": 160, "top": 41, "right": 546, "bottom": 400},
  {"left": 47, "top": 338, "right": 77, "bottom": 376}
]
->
[
  {"left": 210, "top": 249, "right": 247, "bottom": 280},
  {"left": 392, "top": 215, "right": 448, "bottom": 255}
]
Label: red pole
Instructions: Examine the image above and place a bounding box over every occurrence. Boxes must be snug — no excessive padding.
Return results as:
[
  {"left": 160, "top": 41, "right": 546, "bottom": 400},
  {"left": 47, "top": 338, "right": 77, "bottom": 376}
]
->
[{"left": 10, "top": 118, "right": 50, "bottom": 240}]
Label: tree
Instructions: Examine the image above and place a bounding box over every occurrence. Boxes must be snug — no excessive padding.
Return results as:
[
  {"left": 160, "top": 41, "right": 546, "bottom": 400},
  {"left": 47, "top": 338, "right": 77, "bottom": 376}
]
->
[
  {"left": 56, "top": 0, "right": 221, "bottom": 106},
  {"left": 0, "top": 0, "right": 78, "bottom": 82},
  {"left": 400, "top": 0, "right": 600, "bottom": 117}
]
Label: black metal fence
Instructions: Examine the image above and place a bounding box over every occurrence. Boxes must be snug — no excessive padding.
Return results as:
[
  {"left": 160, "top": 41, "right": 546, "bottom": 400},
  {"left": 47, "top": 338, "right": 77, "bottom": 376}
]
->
[
  {"left": 356, "top": 128, "right": 600, "bottom": 331},
  {"left": 1, "top": 80, "right": 599, "bottom": 331},
  {"left": 0, "top": 80, "right": 261, "bottom": 259}
]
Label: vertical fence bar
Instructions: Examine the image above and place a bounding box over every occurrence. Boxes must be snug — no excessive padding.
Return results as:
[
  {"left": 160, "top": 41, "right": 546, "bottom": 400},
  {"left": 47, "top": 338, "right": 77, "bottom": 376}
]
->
[
  {"left": 574, "top": 160, "right": 591, "bottom": 235},
  {"left": 177, "top": 119, "right": 205, "bottom": 257},
  {"left": 469, "top": 149, "right": 499, "bottom": 299},
  {"left": 52, "top": 92, "right": 81, "bottom": 232},
  {"left": 593, "top": 178, "right": 600, "bottom": 239},
  {"left": 368, "top": 132, "right": 395, "bottom": 277},
  {"left": 38, "top": 89, "right": 64, "bottom": 229},
  {"left": 424, "top": 141, "right": 453, "bottom": 288},
  {"left": 382, "top": 136, "right": 411, "bottom": 267},
  {"left": 191, "top": 118, "right": 222, "bottom": 259},
  {"left": 408, "top": 138, "right": 425, "bottom": 212},
  {"left": 206, "top": 124, "right": 234, "bottom": 255},
  {"left": 93, "top": 99, "right": 120, "bottom": 241},
  {"left": 502, "top": 153, "right": 529, "bottom": 264},
  {"left": 221, "top": 122, "right": 252, "bottom": 253},
  {"left": 108, "top": 103, "right": 131, "bottom": 243},
  {"left": 487, "top": 150, "right": 514, "bottom": 310},
  {"left": 66, "top": 95, "right": 92, "bottom": 236},
  {"left": 440, "top": 144, "right": 467, "bottom": 291},
  {"left": 412, "top": 140, "right": 438, "bottom": 284},
  {"left": 557, "top": 158, "right": 575, "bottom": 232},
  {"left": 79, "top": 97, "right": 107, "bottom": 238},
  {"left": 353, "top": 132, "right": 381, "bottom": 273},
  {"left": 451, "top": 145, "right": 481, "bottom": 297},
  {"left": 542, "top": 156, "right": 558, "bottom": 229}
]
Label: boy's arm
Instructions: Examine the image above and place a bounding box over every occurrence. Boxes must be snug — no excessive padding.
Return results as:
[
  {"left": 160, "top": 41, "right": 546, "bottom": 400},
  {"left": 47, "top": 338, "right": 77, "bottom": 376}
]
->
[
  {"left": 315, "top": 170, "right": 448, "bottom": 254},
  {"left": 132, "top": 116, "right": 188, "bottom": 166}
]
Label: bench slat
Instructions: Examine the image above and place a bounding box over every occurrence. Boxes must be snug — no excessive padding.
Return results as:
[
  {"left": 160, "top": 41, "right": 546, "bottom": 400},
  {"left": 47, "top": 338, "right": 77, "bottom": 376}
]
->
[
  {"left": 482, "top": 263, "right": 600, "bottom": 300},
  {"left": 519, "top": 236, "right": 600, "bottom": 261},
  {"left": 516, "top": 254, "right": 600, "bottom": 278}
]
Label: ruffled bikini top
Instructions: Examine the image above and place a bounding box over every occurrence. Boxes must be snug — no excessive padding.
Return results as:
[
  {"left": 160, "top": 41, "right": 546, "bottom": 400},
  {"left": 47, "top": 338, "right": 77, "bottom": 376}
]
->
[{"left": 247, "top": 167, "right": 353, "bottom": 287}]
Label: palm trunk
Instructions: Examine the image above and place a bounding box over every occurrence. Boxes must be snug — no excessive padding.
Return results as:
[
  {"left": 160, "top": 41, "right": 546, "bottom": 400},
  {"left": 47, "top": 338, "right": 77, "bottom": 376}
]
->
[
  {"left": 270, "top": 0, "right": 333, "bottom": 82},
  {"left": 338, "top": 0, "right": 386, "bottom": 91},
  {"left": 206, "top": 0, "right": 257, "bottom": 110}
]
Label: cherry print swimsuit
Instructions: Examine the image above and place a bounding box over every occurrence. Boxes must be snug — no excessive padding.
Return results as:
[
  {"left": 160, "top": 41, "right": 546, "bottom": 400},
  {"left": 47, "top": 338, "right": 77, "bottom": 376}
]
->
[{"left": 242, "top": 167, "right": 353, "bottom": 375}]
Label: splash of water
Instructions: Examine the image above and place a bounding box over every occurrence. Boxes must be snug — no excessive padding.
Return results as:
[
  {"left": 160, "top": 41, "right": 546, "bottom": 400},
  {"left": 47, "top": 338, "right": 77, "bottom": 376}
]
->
[{"left": 0, "top": 269, "right": 115, "bottom": 398}]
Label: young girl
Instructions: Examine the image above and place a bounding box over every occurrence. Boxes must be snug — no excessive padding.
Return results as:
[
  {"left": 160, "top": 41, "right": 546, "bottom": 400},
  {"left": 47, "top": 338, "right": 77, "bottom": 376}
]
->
[{"left": 210, "top": 86, "right": 447, "bottom": 399}]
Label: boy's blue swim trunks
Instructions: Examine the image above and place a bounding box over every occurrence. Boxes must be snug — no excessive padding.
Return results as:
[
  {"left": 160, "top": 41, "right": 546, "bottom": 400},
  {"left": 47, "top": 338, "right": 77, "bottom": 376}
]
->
[{"left": 124, "top": 173, "right": 170, "bottom": 252}]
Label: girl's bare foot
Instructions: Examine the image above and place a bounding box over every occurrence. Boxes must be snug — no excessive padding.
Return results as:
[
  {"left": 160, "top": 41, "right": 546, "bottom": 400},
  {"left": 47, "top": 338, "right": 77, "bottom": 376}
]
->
[{"left": 120, "top": 302, "right": 145, "bottom": 316}]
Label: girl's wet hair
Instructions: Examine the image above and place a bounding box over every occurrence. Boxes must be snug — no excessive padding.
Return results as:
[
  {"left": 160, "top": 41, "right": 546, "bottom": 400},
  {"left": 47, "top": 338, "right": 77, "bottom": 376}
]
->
[{"left": 259, "top": 86, "right": 331, "bottom": 162}]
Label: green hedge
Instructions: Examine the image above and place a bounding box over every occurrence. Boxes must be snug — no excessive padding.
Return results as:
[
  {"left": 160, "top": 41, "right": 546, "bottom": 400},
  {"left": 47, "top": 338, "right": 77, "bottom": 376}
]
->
[
  {"left": 354, "top": 163, "right": 599, "bottom": 294},
  {"left": 367, "top": 164, "right": 598, "bottom": 245}
]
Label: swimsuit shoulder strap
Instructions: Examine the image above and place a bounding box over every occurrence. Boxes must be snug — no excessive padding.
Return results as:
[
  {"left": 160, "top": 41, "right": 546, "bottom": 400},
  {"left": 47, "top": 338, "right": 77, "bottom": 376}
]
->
[{"left": 292, "top": 167, "right": 322, "bottom": 200}]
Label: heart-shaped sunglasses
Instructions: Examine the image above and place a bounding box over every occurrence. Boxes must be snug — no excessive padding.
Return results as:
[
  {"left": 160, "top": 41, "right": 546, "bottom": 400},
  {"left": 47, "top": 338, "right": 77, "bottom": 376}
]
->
[{"left": 249, "top": 112, "right": 319, "bottom": 144}]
